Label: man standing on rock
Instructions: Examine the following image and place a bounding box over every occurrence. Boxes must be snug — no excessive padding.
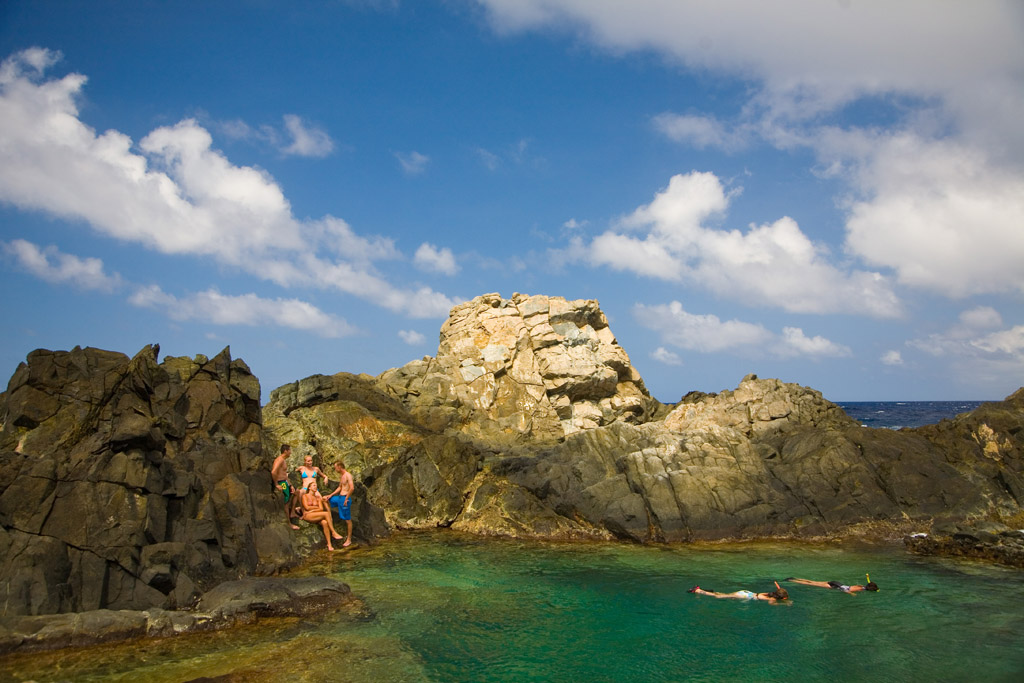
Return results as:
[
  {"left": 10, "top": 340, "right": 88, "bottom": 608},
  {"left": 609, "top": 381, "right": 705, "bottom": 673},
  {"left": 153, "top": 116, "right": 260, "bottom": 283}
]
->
[
  {"left": 328, "top": 461, "right": 354, "bottom": 547},
  {"left": 272, "top": 444, "right": 300, "bottom": 530}
]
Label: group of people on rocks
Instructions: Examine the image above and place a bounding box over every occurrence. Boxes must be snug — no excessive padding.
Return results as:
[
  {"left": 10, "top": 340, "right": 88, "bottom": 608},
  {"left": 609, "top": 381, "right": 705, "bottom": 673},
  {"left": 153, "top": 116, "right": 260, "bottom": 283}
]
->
[
  {"left": 688, "top": 576, "right": 879, "bottom": 603},
  {"left": 271, "top": 444, "right": 354, "bottom": 551}
]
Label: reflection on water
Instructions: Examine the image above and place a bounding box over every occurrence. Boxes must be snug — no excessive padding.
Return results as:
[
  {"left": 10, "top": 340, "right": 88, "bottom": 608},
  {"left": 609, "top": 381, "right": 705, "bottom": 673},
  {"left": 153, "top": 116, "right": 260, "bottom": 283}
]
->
[{"left": 4, "top": 531, "right": 1024, "bottom": 682}]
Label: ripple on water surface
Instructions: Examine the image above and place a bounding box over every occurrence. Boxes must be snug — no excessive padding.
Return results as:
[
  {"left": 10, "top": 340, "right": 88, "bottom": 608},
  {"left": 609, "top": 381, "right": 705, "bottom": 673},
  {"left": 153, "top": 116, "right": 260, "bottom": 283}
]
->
[{"left": 4, "top": 532, "right": 1024, "bottom": 682}]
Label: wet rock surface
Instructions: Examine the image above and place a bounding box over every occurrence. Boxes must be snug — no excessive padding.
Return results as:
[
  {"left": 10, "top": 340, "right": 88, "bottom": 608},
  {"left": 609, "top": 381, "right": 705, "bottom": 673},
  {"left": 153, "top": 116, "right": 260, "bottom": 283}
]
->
[{"left": 0, "top": 576, "right": 363, "bottom": 654}]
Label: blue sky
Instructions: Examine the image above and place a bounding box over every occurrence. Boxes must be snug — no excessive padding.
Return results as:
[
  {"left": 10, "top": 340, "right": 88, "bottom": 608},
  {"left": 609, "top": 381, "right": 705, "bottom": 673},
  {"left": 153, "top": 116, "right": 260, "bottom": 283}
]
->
[{"left": 1, "top": 1, "right": 1022, "bottom": 403}]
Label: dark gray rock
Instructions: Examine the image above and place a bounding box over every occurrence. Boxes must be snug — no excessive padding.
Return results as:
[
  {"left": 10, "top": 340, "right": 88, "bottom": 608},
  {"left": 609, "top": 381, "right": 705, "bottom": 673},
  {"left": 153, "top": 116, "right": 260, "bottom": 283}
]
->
[
  {"left": 0, "top": 345, "right": 298, "bottom": 617},
  {"left": 0, "top": 576, "right": 362, "bottom": 654}
]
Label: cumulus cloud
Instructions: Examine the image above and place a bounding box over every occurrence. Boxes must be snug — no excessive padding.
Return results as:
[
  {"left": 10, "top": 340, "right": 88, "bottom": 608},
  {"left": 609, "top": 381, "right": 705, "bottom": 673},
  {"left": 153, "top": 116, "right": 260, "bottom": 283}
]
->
[
  {"left": 651, "top": 346, "right": 682, "bottom": 366},
  {"left": 907, "top": 309, "right": 1024, "bottom": 389},
  {"left": 844, "top": 139, "right": 1024, "bottom": 299},
  {"left": 0, "top": 49, "right": 457, "bottom": 319},
  {"left": 129, "top": 285, "right": 356, "bottom": 337},
  {"left": 590, "top": 172, "right": 902, "bottom": 317},
  {"left": 635, "top": 301, "right": 850, "bottom": 359},
  {"left": 395, "top": 150, "right": 430, "bottom": 175},
  {"left": 476, "top": 1, "right": 1023, "bottom": 130},
  {"left": 3, "top": 239, "right": 122, "bottom": 292},
  {"left": 398, "top": 329, "right": 426, "bottom": 345},
  {"left": 414, "top": 242, "right": 458, "bottom": 275},
  {"left": 478, "top": 1, "right": 1024, "bottom": 302},
  {"left": 881, "top": 350, "right": 904, "bottom": 366}
]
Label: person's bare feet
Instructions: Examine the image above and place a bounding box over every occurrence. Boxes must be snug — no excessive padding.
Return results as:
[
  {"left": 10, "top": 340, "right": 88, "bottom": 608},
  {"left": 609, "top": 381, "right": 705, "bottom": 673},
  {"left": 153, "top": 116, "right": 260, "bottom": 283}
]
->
[
  {"left": 332, "top": 533, "right": 343, "bottom": 540},
  {"left": 290, "top": 524, "right": 300, "bottom": 530},
  {"left": 342, "top": 539, "right": 351, "bottom": 547}
]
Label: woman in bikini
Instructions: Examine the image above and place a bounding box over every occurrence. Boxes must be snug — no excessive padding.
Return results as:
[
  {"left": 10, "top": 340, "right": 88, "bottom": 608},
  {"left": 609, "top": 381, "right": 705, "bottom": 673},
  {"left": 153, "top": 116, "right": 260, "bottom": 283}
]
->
[
  {"left": 297, "top": 480, "right": 344, "bottom": 551},
  {"left": 784, "top": 575, "right": 879, "bottom": 593},
  {"left": 688, "top": 582, "right": 789, "bottom": 604},
  {"left": 296, "top": 454, "right": 327, "bottom": 493}
]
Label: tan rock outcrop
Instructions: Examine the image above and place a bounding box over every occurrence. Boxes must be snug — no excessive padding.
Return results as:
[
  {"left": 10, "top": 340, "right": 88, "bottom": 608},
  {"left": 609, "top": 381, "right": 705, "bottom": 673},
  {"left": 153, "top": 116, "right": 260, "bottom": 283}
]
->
[{"left": 377, "top": 293, "right": 662, "bottom": 447}]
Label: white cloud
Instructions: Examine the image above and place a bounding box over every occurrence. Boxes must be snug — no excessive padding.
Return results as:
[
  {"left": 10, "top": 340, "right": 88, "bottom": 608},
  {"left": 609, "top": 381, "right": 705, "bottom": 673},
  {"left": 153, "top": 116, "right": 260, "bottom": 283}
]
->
[
  {"left": 779, "top": 327, "right": 851, "bottom": 358},
  {"left": 563, "top": 218, "right": 587, "bottom": 230},
  {"left": 881, "top": 350, "right": 904, "bottom": 366},
  {"left": 218, "top": 114, "right": 334, "bottom": 158},
  {"left": 395, "top": 150, "right": 430, "bottom": 175},
  {"left": 129, "top": 285, "right": 356, "bottom": 337},
  {"left": 475, "top": 147, "right": 501, "bottom": 171},
  {"left": 836, "top": 133, "right": 1024, "bottom": 298},
  {"left": 907, "top": 313, "right": 1024, "bottom": 390},
  {"left": 281, "top": 114, "right": 334, "bottom": 158},
  {"left": 960, "top": 306, "right": 1003, "bottom": 330},
  {"left": 3, "top": 239, "right": 122, "bottom": 292},
  {"left": 652, "top": 113, "right": 747, "bottom": 151},
  {"left": 476, "top": 1, "right": 1024, "bottom": 136},
  {"left": 398, "top": 329, "right": 426, "bottom": 345},
  {"left": 414, "top": 242, "right": 458, "bottom": 276},
  {"left": 635, "top": 301, "right": 850, "bottom": 359},
  {"left": 475, "top": 1, "right": 1024, "bottom": 304},
  {"left": 590, "top": 172, "right": 902, "bottom": 317},
  {"left": 0, "top": 49, "right": 457, "bottom": 319},
  {"left": 651, "top": 347, "right": 682, "bottom": 366},
  {"left": 635, "top": 301, "right": 771, "bottom": 353}
]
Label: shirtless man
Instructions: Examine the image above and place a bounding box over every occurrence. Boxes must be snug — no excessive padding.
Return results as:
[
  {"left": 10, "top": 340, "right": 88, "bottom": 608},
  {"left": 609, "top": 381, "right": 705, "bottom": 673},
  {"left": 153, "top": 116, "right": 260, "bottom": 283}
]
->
[
  {"left": 328, "top": 461, "right": 354, "bottom": 547},
  {"left": 271, "top": 444, "right": 299, "bottom": 529}
]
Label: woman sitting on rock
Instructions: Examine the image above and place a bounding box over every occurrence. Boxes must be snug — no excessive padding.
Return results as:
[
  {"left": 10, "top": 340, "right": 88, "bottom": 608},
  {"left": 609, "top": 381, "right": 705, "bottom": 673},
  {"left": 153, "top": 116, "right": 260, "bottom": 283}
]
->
[
  {"left": 298, "top": 480, "right": 344, "bottom": 551},
  {"left": 784, "top": 576, "right": 879, "bottom": 593},
  {"left": 688, "top": 582, "right": 789, "bottom": 604}
]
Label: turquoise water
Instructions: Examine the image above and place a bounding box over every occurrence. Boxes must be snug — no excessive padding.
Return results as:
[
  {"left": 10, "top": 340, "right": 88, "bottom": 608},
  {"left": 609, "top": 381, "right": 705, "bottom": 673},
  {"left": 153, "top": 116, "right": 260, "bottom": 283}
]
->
[{"left": 3, "top": 531, "right": 1024, "bottom": 682}]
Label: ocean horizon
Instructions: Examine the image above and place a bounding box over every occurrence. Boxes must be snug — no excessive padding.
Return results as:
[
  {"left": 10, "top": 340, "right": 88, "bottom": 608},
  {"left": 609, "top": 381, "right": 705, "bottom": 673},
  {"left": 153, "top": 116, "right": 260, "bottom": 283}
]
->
[{"left": 836, "top": 400, "right": 988, "bottom": 430}]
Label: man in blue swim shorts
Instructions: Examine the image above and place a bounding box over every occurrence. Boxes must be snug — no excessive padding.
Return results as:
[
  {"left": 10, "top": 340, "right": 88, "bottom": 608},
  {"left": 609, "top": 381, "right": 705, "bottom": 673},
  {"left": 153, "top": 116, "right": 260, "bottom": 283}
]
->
[{"left": 328, "top": 460, "right": 354, "bottom": 547}]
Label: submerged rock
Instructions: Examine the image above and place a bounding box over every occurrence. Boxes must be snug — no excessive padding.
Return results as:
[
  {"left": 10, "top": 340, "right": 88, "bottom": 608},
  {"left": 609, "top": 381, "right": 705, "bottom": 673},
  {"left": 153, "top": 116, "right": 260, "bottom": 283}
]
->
[{"left": 0, "top": 576, "right": 363, "bottom": 654}]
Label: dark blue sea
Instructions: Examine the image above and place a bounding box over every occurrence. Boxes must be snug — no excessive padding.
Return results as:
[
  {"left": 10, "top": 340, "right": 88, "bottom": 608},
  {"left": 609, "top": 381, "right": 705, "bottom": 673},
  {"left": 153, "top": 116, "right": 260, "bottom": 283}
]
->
[{"left": 836, "top": 400, "right": 987, "bottom": 429}]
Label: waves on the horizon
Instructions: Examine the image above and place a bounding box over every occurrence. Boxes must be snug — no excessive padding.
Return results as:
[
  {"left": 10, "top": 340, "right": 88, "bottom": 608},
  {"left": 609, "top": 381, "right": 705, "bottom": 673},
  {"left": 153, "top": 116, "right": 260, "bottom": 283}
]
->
[{"left": 837, "top": 400, "right": 986, "bottom": 429}]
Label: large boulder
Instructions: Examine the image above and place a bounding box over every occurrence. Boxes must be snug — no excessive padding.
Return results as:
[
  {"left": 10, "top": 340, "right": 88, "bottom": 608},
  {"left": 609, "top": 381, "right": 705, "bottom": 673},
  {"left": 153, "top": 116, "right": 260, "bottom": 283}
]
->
[
  {"left": 0, "top": 345, "right": 295, "bottom": 617},
  {"left": 377, "top": 293, "right": 665, "bottom": 446}
]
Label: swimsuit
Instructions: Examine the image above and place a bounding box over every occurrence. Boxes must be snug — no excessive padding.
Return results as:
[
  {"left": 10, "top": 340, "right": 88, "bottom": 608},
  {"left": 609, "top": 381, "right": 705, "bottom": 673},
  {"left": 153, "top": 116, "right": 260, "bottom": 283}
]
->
[
  {"left": 736, "top": 590, "right": 757, "bottom": 600},
  {"left": 827, "top": 581, "right": 852, "bottom": 592},
  {"left": 276, "top": 480, "right": 292, "bottom": 502},
  {"left": 330, "top": 494, "right": 352, "bottom": 521}
]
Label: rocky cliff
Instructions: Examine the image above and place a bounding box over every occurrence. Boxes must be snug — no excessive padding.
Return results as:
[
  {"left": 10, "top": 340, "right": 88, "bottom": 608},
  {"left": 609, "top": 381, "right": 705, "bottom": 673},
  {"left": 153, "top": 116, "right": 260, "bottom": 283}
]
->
[
  {"left": 4, "top": 293, "right": 1024, "bottom": 619},
  {"left": 0, "top": 345, "right": 294, "bottom": 617},
  {"left": 264, "top": 293, "right": 1024, "bottom": 546}
]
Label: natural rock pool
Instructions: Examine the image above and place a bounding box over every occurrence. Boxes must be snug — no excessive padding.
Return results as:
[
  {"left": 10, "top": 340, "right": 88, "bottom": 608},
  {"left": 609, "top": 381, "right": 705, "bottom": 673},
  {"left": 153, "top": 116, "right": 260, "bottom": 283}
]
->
[{"left": 4, "top": 531, "right": 1024, "bottom": 682}]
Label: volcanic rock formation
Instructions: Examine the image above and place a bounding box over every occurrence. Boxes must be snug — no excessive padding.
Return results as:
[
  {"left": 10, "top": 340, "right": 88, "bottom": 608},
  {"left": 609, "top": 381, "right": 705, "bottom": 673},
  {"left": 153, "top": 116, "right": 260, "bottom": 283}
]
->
[{"left": 0, "top": 345, "right": 293, "bottom": 617}]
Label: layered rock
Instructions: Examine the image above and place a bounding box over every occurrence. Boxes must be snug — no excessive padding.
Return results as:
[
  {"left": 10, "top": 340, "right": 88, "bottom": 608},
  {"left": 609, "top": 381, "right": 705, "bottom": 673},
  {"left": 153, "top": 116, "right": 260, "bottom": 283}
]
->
[
  {"left": 377, "top": 293, "right": 663, "bottom": 446},
  {"left": 494, "top": 379, "right": 1024, "bottom": 542},
  {"left": 0, "top": 345, "right": 294, "bottom": 617}
]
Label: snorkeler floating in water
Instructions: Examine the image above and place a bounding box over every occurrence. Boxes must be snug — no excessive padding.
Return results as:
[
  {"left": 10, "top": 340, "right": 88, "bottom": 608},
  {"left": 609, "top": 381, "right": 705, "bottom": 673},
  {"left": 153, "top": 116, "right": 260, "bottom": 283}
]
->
[
  {"left": 688, "top": 581, "right": 790, "bottom": 604},
  {"left": 784, "top": 574, "right": 879, "bottom": 593}
]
